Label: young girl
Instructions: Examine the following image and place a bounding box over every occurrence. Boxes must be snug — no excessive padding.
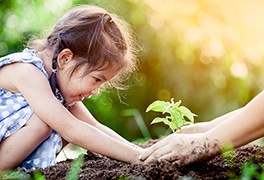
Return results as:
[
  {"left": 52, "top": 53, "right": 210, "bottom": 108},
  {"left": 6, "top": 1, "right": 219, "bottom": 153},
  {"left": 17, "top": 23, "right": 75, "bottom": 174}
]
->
[
  {"left": 140, "top": 91, "right": 264, "bottom": 165},
  {"left": 0, "top": 5, "right": 143, "bottom": 170}
]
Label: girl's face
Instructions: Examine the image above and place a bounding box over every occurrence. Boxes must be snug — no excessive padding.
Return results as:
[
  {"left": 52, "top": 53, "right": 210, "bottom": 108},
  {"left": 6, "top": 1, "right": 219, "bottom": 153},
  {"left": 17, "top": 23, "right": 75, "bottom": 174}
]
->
[{"left": 57, "top": 60, "right": 121, "bottom": 106}]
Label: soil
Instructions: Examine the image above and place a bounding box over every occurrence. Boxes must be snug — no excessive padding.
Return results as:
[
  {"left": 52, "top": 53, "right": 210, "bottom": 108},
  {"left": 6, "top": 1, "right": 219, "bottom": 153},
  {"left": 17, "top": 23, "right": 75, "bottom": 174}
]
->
[{"left": 2, "top": 139, "right": 264, "bottom": 180}]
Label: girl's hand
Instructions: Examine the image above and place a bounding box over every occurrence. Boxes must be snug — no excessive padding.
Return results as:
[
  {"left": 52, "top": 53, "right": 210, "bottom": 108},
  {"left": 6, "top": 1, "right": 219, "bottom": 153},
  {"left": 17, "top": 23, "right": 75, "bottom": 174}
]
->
[
  {"left": 139, "top": 133, "right": 220, "bottom": 166},
  {"left": 132, "top": 156, "right": 144, "bottom": 164}
]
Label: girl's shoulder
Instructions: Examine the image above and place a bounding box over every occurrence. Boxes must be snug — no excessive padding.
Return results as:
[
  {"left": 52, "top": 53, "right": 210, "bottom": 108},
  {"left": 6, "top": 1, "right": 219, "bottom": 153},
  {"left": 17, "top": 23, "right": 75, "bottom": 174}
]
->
[
  {"left": 0, "top": 49, "right": 49, "bottom": 78},
  {"left": 0, "top": 49, "right": 40, "bottom": 66}
]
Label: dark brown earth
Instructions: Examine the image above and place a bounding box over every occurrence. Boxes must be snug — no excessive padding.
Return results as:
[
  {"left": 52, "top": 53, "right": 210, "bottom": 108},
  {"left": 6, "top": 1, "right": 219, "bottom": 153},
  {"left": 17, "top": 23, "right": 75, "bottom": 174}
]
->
[{"left": 2, "top": 139, "right": 264, "bottom": 180}]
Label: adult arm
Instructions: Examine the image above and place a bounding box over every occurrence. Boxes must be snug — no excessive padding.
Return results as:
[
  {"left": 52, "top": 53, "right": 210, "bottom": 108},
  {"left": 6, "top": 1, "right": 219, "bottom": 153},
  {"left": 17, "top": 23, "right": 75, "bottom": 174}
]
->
[
  {"left": 205, "top": 91, "right": 264, "bottom": 148},
  {"left": 179, "top": 108, "right": 242, "bottom": 134},
  {"left": 140, "top": 91, "right": 264, "bottom": 165}
]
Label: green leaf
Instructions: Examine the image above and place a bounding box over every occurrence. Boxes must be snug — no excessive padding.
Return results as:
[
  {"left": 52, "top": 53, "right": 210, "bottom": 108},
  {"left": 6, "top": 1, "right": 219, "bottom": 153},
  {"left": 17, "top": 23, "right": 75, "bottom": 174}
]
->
[
  {"left": 33, "top": 171, "right": 46, "bottom": 180},
  {"left": 172, "top": 99, "right": 181, "bottom": 108},
  {"left": 151, "top": 117, "right": 171, "bottom": 129},
  {"left": 150, "top": 117, "right": 165, "bottom": 124},
  {"left": 146, "top": 100, "right": 170, "bottom": 113},
  {"left": 171, "top": 110, "right": 184, "bottom": 128},
  {"left": 168, "top": 121, "right": 178, "bottom": 132},
  {"left": 171, "top": 110, "right": 182, "bottom": 122},
  {"left": 162, "top": 117, "right": 172, "bottom": 126},
  {"left": 66, "top": 154, "right": 84, "bottom": 180},
  {"left": 183, "top": 121, "right": 193, "bottom": 126},
  {"left": 178, "top": 106, "right": 197, "bottom": 123}
]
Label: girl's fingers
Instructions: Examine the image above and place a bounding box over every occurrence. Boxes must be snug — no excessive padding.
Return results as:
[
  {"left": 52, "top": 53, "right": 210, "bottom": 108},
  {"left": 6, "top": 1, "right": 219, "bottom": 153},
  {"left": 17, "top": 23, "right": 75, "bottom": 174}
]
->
[
  {"left": 138, "top": 147, "right": 154, "bottom": 161},
  {"left": 138, "top": 138, "right": 169, "bottom": 161},
  {"left": 141, "top": 145, "right": 173, "bottom": 164}
]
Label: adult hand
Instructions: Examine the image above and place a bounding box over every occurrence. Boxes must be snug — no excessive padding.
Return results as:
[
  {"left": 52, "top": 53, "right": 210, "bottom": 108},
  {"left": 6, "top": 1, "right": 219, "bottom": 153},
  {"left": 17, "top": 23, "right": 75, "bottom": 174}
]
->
[
  {"left": 178, "top": 122, "right": 211, "bottom": 134},
  {"left": 139, "top": 133, "right": 220, "bottom": 166}
]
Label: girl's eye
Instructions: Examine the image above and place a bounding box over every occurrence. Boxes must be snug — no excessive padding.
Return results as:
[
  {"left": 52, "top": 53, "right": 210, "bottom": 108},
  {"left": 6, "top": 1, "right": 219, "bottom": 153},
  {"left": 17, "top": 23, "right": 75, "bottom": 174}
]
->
[{"left": 94, "top": 77, "right": 101, "bottom": 82}]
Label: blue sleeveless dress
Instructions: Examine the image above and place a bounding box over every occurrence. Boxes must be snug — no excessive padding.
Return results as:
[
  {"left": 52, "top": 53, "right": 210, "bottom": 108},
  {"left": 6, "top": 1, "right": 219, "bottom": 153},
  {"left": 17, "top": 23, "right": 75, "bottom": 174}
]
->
[{"left": 0, "top": 49, "right": 63, "bottom": 169}]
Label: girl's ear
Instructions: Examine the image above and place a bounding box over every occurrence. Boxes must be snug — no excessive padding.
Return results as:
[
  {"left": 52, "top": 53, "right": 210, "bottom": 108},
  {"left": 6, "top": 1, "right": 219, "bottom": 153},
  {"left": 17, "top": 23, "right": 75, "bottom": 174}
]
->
[{"left": 57, "top": 49, "right": 74, "bottom": 69}]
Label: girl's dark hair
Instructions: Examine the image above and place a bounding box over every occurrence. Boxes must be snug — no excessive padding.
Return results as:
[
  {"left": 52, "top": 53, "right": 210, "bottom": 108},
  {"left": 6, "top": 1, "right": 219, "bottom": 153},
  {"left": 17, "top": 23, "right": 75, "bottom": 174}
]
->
[{"left": 28, "top": 5, "right": 138, "bottom": 90}]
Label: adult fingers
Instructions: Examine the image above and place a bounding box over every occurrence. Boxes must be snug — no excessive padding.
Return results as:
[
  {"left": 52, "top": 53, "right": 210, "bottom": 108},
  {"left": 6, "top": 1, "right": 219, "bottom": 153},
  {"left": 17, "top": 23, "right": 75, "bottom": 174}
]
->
[
  {"left": 158, "top": 153, "right": 195, "bottom": 166},
  {"left": 178, "top": 124, "right": 199, "bottom": 134},
  {"left": 157, "top": 152, "right": 178, "bottom": 162}
]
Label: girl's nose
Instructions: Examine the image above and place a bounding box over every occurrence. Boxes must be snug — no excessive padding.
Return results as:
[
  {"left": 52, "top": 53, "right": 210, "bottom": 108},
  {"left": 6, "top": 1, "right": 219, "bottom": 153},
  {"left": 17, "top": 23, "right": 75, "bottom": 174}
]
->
[{"left": 91, "top": 87, "right": 100, "bottom": 96}]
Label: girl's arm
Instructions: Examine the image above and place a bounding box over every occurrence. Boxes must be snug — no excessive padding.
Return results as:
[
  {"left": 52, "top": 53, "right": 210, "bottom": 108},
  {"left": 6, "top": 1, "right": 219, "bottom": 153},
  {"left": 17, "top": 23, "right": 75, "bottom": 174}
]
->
[
  {"left": 68, "top": 102, "right": 141, "bottom": 148},
  {"left": 9, "top": 63, "right": 142, "bottom": 163}
]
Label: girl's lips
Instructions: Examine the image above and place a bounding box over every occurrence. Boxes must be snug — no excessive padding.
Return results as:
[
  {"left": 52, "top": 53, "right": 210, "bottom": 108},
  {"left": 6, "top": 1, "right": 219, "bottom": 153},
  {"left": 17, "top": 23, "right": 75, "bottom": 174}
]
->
[{"left": 79, "top": 95, "right": 85, "bottom": 101}]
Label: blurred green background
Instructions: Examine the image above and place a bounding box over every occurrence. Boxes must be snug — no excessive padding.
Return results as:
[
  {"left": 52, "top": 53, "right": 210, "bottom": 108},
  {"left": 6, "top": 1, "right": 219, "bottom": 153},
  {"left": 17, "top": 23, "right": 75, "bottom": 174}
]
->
[{"left": 1, "top": 0, "right": 264, "bottom": 141}]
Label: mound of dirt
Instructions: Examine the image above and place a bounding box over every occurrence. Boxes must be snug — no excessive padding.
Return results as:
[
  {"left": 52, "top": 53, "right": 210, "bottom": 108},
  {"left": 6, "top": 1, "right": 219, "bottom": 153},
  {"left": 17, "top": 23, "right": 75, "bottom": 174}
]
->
[{"left": 2, "top": 139, "right": 264, "bottom": 180}]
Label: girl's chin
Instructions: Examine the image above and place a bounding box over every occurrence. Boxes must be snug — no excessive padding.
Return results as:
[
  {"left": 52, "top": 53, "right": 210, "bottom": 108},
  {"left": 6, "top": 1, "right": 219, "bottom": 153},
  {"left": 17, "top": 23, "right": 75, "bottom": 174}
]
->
[
  {"left": 65, "top": 99, "right": 79, "bottom": 107},
  {"left": 65, "top": 96, "right": 86, "bottom": 106},
  {"left": 67, "top": 102, "right": 76, "bottom": 106}
]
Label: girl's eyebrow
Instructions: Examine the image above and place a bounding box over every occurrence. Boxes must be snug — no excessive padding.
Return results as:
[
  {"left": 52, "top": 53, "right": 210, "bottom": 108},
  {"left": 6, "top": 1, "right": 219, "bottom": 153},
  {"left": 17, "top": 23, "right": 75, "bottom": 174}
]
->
[{"left": 98, "top": 74, "right": 107, "bottom": 81}]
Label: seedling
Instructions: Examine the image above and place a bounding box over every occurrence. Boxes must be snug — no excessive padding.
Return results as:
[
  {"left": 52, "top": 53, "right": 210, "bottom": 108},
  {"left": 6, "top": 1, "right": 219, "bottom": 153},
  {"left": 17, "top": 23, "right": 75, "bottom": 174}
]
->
[{"left": 146, "top": 98, "right": 197, "bottom": 132}]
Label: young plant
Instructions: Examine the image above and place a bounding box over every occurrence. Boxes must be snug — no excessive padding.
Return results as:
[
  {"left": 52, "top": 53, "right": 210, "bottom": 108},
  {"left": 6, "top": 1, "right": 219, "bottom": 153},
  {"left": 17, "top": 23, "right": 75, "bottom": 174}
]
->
[{"left": 146, "top": 98, "right": 197, "bottom": 132}]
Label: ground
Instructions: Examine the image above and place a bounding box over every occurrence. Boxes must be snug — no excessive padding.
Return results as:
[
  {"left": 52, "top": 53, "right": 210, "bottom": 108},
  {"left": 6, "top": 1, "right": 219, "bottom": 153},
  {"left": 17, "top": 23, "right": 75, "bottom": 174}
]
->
[{"left": 2, "top": 139, "right": 264, "bottom": 180}]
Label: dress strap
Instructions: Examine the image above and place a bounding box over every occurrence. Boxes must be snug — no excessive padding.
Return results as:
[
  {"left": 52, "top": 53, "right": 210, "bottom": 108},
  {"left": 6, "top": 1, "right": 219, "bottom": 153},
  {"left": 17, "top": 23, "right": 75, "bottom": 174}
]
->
[{"left": 49, "top": 71, "right": 67, "bottom": 106}]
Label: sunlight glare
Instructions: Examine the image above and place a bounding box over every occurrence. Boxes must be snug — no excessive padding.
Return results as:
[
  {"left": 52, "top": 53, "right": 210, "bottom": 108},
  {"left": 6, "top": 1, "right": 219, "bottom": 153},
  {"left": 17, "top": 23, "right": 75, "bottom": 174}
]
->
[
  {"left": 230, "top": 62, "right": 248, "bottom": 78},
  {"left": 143, "top": 0, "right": 264, "bottom": 65}
]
